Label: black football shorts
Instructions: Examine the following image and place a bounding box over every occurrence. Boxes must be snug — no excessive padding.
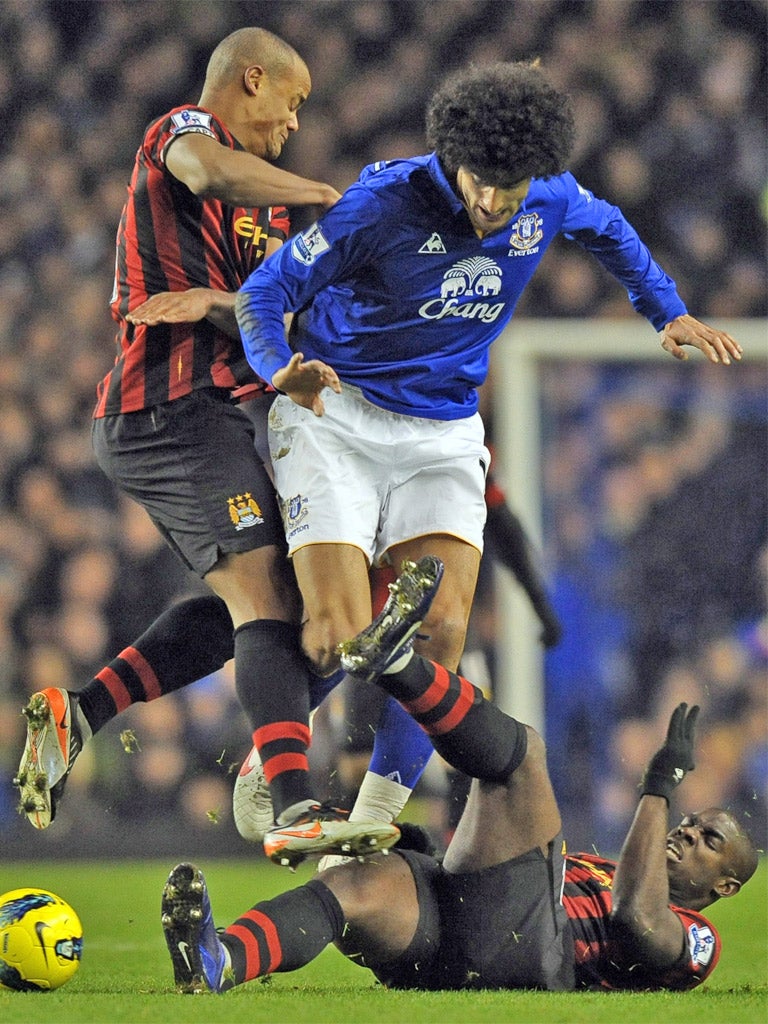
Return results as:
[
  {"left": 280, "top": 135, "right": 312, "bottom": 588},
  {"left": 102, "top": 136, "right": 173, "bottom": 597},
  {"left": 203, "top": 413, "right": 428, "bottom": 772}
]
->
[
  {"left": 370, "top": 841, "right": 575, "bottom": 991},
  {"left": 92, "top": 388, "right": 285, "bottom": 576}
]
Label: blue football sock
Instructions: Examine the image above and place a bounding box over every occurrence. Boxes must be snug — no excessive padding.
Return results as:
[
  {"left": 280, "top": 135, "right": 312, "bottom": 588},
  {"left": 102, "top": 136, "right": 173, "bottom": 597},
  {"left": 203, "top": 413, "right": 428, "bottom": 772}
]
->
[
  {"left": 308, "top": 668, "right": 345, "bottom": 711},
  {"left": 368, "top": 696, "right": 434, "bottom": 789}
]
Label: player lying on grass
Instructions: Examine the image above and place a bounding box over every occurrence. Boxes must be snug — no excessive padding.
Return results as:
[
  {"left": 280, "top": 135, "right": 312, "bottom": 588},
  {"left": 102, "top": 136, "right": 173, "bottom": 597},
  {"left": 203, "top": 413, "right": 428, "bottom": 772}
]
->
[{"left": 161, "top": 556, "right": 758, "bottom": 992}]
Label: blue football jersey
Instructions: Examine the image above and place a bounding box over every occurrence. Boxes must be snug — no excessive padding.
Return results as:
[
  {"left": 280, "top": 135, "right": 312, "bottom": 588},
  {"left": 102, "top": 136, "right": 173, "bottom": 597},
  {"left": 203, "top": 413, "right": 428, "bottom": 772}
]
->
[{"left": 237, "top": 153, "right": 687, "bottom": 419}]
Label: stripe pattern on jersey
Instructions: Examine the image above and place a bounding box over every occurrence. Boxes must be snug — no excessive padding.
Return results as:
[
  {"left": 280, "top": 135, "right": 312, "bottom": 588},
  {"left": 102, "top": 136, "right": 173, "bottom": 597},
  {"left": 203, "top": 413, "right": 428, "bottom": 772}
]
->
[
  {"left": 562, "top": 852, "right": 721, "bottom": 990},
  {"left": 95, "top": 105, "right": 289, "bottom": 416}
]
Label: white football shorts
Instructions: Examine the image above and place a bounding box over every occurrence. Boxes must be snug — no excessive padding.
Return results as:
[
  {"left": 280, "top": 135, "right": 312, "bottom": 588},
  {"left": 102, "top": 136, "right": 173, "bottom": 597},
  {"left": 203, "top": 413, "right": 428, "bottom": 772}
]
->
[{"left": 268, "top": 385, "right": 490, "bottom": 565}]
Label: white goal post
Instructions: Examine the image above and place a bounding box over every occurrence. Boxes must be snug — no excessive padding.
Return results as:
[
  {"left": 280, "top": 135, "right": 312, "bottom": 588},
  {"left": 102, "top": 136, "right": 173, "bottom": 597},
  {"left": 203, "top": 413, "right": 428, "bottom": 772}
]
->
[{"left": 490, "top": 317, "right": 768, "bottom": 733}]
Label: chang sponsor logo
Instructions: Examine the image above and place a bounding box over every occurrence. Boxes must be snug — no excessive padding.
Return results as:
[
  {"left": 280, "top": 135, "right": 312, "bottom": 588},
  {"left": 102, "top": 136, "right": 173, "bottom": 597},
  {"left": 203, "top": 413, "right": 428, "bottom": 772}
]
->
[{"left": 418, "top": 256, "right": 505, "bottom": 324}]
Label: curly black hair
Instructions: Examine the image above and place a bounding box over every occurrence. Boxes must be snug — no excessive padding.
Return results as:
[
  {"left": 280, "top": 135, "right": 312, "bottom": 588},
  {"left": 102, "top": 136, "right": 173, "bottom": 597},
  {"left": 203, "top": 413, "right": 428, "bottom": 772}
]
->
[{"left": 426, "top": 61, "right": 575, "bottom": 186}]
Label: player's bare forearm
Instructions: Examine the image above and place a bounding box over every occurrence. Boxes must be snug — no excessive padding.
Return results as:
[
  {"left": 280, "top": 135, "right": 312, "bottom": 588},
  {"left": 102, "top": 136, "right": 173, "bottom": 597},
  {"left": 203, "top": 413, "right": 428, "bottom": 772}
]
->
[
  {"left": 209, "top": 156, "right": 340, "bottom": 208},
  {"left": 610, "top": 797, "right": 687, "bottom": 966},
  {"left": 166, "top": 135, "right": 341, "bottom": 209},
  {"left": 200, "top": 291, "right": 239, "bottom": 336},
  {"left": 206, "top": 156, "right": 340, "bottom": 208},
  {"left": 660, "top": 314, "right": 743, "bottom": 364},
  {"left": 127, "top": 289, "right": 239, "bottom": 338}
]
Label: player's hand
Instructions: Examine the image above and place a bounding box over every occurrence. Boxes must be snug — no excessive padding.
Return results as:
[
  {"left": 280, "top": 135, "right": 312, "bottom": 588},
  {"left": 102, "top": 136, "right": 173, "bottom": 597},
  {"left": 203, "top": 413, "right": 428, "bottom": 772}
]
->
[
  {"left": 641, "top": 702, "right": 700, "bottom": 803},
  {"left": 319, "top": 184, "right": 343, "bottom": 209},
  {"left": 127, "top": 289, "right": 218, "bottom": 325},
  {"left": 660, "top": 315, "right": 743, "bottom": 365},
  {"left": 273, "top": 352, "right": 341, "bottom": 416}
]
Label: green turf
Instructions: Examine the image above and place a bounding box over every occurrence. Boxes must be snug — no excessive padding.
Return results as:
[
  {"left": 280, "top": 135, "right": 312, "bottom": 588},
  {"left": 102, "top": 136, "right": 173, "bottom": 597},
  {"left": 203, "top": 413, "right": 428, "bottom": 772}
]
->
[{"left": 0, "top": 858, "right": 765, "bottom": 1023}]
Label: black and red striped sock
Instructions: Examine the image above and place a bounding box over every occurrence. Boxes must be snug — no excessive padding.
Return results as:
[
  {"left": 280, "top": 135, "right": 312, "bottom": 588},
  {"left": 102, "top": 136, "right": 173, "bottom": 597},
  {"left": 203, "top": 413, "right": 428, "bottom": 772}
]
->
[
  {"left": 76, "top": 595, "right": 233, "bottom": 734},
  {"left": 233, "top": 619, "right": 315, "bottom": 818},
  {"left": 221, "top": 879, "right": 344, "bottom": 983},
  {"left": 376, "top": 654, "right": 528, "bottom": 783}
]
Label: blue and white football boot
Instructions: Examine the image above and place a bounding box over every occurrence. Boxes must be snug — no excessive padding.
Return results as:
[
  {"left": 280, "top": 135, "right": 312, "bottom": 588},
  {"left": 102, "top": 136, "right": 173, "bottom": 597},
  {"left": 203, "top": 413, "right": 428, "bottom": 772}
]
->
[{"left": 161, "top": 863, "right": 234, "bottom": 994}]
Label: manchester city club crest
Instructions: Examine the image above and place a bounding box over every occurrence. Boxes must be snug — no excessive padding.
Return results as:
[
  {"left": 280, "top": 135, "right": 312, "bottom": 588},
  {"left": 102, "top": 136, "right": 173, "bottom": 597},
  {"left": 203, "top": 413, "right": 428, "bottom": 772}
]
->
[{"left": 228, "top": 493, "right": 264, "bottom": 530}]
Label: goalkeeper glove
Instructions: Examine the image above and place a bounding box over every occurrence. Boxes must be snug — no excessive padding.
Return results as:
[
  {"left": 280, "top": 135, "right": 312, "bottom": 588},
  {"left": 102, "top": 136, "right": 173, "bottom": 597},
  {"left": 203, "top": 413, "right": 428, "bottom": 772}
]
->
[{"left": 641, "top": 702, "right": 700, "bottom": 803}]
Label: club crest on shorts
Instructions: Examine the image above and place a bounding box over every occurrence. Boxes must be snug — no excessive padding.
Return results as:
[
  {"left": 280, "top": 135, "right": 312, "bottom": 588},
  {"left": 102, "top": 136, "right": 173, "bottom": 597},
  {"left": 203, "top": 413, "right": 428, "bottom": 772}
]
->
[
  {"left": 228, "top": 493, "right": 264, "bottom": 530},
  {"left": 282, "top": 494, "right": 310, "bottom": 540}
]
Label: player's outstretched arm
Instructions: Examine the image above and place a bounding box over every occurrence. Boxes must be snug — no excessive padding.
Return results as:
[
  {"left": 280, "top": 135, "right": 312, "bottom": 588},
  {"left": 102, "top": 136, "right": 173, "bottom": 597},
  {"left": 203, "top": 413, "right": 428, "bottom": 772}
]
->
[
  {"left": 165, "top": 133, "right": 341, "bottom": 209},
  {"left": 127, "top": 237, "right": 285, "bottom": 339},
  {"left": 610, "top": 703, "right": 700, "bottom": 968},
  {"left": 127, "top": 289, "right": 237, "bottom": 334},
  {"left": 660, "top": 315, "right": 743, "bottom": 365}
]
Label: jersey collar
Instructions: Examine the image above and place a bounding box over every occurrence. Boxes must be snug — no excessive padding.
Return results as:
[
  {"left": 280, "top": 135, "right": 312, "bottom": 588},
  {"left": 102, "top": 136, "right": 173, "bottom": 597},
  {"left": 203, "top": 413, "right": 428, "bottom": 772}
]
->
[{"left": 426, "top": 152, "right": 466, "bottom": 215}]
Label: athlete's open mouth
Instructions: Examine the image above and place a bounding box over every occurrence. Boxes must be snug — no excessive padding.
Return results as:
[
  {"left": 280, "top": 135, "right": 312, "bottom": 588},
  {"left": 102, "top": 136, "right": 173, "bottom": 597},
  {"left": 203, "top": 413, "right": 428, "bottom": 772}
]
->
[{"left": 666, "top": 839, "right": 683, "bottom": 861}]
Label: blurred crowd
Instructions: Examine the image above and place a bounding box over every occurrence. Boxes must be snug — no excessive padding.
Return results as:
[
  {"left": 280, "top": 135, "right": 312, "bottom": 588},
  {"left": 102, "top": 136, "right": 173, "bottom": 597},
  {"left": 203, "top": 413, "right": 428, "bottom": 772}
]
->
[
  {"left": 539, "top": 359, "right": 767, "bottom": 850},
  {"left": 0, "top": 0, "right": 765, "bottom": 857}
]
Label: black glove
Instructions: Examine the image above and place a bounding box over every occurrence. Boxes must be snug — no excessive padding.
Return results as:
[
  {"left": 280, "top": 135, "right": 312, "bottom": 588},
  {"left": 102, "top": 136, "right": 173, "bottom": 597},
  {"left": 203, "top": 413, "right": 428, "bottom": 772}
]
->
[{"left": 641, "top": 702, "right": 700, "bottom": 802}]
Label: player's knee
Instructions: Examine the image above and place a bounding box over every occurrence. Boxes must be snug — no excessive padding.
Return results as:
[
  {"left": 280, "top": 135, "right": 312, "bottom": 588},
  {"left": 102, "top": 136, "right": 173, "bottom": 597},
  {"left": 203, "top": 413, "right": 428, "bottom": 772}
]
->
[
  {"left": 301, "top": 614, "right": 350, "bottom": 675},
  {"left": 417, "top": 610, "right": 468, "bottom": 670},
  {"left": 320, "top": 855, "right": 412, "bottom": 932},
  {"left": 521, "top": 725, "right": 546, "bottom": 767},
  {"left": 208, "top": 547, "right": 301, "bottom": 623},
  {"left": 303, "top": 602, "right": 372, "bottom": 675},
  {"left": 318, "top": 860, "right": 385, "bottom": 922}
]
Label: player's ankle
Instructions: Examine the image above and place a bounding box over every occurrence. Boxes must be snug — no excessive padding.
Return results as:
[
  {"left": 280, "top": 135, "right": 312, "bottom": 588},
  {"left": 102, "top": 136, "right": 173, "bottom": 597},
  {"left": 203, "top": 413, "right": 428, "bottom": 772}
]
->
[{"left": 348, "top": 771, "right": 411, "bottom": 823}]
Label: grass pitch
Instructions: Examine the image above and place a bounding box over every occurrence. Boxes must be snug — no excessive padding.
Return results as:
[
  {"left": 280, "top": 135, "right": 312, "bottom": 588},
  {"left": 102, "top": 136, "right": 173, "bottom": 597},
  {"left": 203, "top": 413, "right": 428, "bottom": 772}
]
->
[{"left": 0, "top": 857, "right": 765, "bottom": 1024}]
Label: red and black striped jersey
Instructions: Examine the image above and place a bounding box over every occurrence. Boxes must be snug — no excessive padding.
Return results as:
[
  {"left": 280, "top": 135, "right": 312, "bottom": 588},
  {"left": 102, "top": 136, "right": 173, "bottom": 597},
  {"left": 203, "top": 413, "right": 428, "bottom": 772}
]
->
[
  {"left": 563, "top": 852, "right": 721, "bottom": 990},
  {"left": 94, "top": 105, "right": 290, "bottom": 417}
]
